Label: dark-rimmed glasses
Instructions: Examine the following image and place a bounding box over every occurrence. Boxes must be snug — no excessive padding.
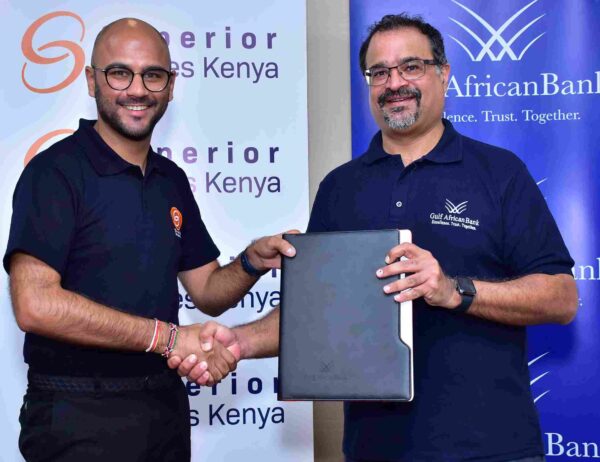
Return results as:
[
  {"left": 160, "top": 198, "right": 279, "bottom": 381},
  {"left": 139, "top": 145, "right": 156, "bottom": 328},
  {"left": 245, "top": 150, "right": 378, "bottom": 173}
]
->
[
  {"left": 92, "top": 65, "right": 172, "bottom": 92},
  {"left": 364, "top": 59, "right": 440, "bottom": 86}
]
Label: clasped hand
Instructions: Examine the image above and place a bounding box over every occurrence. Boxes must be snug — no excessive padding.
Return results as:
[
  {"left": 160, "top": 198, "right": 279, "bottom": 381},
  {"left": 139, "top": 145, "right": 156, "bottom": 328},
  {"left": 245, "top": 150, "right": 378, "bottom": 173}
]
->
[
  {"left": 169, "top": 321, "right": 239, "bottom": 386},
  {"left": 376, "top": 242, "right": 459, "bottom": 309}
]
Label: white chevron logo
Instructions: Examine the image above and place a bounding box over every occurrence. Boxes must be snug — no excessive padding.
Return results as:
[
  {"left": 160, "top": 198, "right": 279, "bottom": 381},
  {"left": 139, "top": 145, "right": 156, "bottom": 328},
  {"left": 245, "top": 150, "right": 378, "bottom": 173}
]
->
[
  {"left": 449, "top": 0, "right": 545, "bottom": 62},
  {"left": 529, "top": 351, "right": 551, "bottom": 403},
  {"left": 445, "top": 199, "right": 468, "bottom": 214}
]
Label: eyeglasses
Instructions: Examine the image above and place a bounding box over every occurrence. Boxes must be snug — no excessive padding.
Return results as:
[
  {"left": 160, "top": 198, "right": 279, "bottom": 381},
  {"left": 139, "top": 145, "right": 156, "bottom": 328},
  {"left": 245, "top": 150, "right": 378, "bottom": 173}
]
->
[
  {"left": 364, "top": 59, "right": 440, "bottom": 86},
  {"left": 92, "top": 65, "right": 172, "bottom": 92}
]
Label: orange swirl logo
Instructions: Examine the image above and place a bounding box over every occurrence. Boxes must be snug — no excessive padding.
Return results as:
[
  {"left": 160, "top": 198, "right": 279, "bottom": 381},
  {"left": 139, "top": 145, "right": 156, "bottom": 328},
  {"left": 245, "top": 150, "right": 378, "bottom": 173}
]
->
[
  {"left": 21, "top": 11, "right": 86, "bottom": 93},
  {"left": 24, "top": 129, "right": 75, "bottom": 166},
  {"left": 170, "top": 207, "right": 183, "bottom": 232}
]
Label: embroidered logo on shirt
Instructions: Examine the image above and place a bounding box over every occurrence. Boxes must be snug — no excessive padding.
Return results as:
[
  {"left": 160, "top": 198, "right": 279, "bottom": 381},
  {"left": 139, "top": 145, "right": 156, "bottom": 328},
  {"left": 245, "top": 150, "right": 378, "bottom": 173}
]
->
[
  {"left": 445, "top": 199, "right": 468, "bottom": 214},
  {"left": 170, "top": 207, "right": 183, "bottom": 238},
  {"left": 430, "top": 199, "right": 480, "bottom": 231}
]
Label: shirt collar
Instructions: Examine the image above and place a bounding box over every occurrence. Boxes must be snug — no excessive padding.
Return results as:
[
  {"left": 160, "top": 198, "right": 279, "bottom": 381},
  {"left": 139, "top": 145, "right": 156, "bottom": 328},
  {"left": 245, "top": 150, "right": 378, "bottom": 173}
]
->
[
  {"left": 74, "top": 119, "right": 165, "bottom": 176},
  {"left": 361, "top": 118, "right": 463, "bottom": 165}
]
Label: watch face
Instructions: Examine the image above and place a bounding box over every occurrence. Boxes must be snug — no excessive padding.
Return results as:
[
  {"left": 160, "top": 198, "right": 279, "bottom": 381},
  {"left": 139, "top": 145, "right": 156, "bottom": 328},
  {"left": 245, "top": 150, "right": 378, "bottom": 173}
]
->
[{"left": 457, "top": 277, "right": 476, "bottom": 296}]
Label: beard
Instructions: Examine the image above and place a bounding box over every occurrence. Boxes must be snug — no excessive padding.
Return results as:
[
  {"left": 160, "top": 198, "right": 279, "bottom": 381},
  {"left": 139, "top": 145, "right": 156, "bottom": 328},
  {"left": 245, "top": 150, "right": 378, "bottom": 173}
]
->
[
  {"left": 95, "top": 86, "right": 168, "bottom": 141},
  {"left": 378, "top": 87, "right": 422, "bottom": 130}
]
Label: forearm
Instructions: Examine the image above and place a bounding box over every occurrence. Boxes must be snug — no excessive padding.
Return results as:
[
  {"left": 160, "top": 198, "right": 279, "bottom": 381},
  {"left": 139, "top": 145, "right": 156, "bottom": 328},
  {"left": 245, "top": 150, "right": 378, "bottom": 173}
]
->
[
  {"left": 10, "top": 253, "right": 165, "bottom": 353},
  {"left": 467, "top": 273, "right": 578, "bottom": 326},
  {"left": 12, "top": 282, "right": 157, "bottom": 351},
  {"left": 183, "top": 233, "right": 295, "bottom": 316},
  {"left": 196, "top": 256, "right": 261, "bottom": 315},
  {"left": 234, "top": 306, "right": 280, "bottom": 359}
]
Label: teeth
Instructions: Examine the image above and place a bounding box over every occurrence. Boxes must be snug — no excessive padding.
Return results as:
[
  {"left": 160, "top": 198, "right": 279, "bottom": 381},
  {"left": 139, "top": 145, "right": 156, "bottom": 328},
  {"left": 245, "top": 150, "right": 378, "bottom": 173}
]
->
[{"left": 124, "top": 105, "right": 148, "bottom": 111}]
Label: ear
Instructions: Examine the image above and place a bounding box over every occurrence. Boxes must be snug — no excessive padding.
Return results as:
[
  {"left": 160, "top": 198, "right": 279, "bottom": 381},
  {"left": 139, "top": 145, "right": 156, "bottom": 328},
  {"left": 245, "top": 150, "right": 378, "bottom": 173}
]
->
[
  {"left": 168, "top": 71, "right": 176, "bottom": 102},
  {"left": 85, "top": 66, "right": 96, "bottom": 98},
  {"left": 441, "top": 63, "right": 451, "bottom": 90}
]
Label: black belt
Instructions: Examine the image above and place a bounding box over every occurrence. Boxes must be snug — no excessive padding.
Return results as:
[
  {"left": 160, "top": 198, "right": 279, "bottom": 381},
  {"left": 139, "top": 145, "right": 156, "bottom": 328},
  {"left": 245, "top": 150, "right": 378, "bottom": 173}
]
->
[{"left": 28, "top": 370, "right": 180, "bottom": 393}]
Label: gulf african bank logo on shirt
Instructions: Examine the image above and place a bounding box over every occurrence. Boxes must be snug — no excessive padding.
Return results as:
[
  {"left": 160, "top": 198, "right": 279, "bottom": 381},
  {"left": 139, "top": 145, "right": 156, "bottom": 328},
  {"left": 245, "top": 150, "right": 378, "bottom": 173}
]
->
[
  {"left": 449, "top": 0, "right": 545, "bottom": 62},
  {"left": 430, "top": 199, "right": 479, "bottom": 231},
  {"left": 445, "top": 199, "right": 468, "bottom": 215}
]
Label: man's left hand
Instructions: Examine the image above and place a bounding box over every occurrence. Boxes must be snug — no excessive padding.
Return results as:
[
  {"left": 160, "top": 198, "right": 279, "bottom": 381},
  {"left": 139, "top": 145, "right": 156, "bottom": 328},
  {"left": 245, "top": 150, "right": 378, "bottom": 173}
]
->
[{"left": 376, "top": 242, "right": 460, "bottom": 309}]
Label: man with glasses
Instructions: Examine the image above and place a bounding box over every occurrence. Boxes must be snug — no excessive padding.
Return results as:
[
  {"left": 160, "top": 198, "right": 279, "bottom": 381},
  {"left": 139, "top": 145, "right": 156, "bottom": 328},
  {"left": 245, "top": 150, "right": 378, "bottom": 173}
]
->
[
  {"left": 175, "top": 13, "right": 577, "bottom": 462},
  {"left": 4, "top": 18, "right": 293, "bottom": 461}
]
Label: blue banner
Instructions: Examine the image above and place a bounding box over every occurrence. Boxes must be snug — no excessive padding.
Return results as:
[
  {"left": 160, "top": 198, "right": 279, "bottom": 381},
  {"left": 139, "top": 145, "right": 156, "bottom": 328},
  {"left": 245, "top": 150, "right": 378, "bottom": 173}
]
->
[{"left": 351, "top": 1, "right": 599, "bottom": 459}]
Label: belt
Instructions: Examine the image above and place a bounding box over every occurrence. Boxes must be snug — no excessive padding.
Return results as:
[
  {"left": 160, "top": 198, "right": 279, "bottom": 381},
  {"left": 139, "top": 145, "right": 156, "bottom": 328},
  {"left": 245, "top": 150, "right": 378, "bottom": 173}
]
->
[{"left": 27, "top": 370, "right": 180, "bottom": 393}]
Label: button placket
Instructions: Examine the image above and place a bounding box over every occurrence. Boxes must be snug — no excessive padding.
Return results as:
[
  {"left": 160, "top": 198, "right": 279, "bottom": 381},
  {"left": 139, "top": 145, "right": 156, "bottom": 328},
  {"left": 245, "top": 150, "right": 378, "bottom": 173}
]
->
[{"left": 390, "top": 168, "right": 409, "bottom": 219}]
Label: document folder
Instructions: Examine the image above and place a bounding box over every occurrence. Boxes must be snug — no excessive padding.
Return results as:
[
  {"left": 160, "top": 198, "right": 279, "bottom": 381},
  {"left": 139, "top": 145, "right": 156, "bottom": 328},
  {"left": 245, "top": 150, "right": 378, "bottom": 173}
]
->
[{"left": 278, "top": 229, "right": 413, "bottom": 401}]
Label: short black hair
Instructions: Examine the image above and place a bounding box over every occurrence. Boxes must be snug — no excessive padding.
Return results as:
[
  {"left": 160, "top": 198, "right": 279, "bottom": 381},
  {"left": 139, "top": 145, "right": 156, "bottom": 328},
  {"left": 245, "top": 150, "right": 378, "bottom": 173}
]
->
[{"left": 359, "top": 13, "right": 447, "bottom": 72}]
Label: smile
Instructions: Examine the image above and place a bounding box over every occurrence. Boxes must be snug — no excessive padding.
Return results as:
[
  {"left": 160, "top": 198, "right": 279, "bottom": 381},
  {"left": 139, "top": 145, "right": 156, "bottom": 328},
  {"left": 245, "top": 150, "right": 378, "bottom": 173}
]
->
[
  {"left": 123, "top": 105, "right": 149, "bottom": 111},
  {"left": 386, "top": 96, "right": 414, "bottom": 103}
]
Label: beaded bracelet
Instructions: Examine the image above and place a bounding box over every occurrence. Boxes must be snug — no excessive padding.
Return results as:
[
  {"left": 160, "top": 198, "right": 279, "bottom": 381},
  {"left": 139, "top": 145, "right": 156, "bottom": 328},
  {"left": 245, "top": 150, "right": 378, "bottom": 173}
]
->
[{"left": 162, "top": 323, "right": 179, "bottom": 358}]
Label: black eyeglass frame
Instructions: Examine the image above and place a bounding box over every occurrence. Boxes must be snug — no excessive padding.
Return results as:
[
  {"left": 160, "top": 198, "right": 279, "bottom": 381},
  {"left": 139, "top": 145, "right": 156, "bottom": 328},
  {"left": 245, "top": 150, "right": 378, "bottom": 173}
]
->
[
  {"left": 364, "top": 59, "right": 441, "bottom": 86},
  {"left": 91, "top": 65, "right": 173, "bottom": 92}
]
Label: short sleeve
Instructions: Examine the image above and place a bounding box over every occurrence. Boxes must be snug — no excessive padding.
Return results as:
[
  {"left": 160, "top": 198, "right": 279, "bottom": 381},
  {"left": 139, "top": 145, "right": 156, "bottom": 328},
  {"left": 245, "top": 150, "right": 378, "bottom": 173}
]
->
[
  {"left": 502, "top": 162, "right": 574, "bottom": 276},
  {"left": 178, "top": 175, "right": 220, "bottom": 271},
  {"left": 3, "top": 162, "right": 77, "bottom": 275}
]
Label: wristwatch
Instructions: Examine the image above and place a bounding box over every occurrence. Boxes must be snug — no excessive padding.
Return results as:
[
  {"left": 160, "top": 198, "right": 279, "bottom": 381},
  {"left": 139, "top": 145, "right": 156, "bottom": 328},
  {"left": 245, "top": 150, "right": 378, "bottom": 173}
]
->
[
  {"left": 239, "top": 248, "right": 267, "bottom": 277},
  {"left": 454, "top": 277, "right": 476, "bottom": 313}
]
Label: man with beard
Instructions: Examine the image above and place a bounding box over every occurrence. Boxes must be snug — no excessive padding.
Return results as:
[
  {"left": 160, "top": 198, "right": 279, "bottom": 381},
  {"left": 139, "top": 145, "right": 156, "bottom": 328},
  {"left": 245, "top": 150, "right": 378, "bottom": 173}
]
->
[
  {"left": 4, "top": 18, "right": 294, "bottom": 462},
  {"left": 174, "top": 13, "right": 577, "bottom": 462}
]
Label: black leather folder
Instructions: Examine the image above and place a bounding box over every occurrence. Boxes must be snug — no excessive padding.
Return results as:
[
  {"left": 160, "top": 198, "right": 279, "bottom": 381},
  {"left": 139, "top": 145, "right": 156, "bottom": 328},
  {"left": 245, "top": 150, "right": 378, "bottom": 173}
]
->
[{"left": 278, "top": 229, "right": 413, "bottom": 401}]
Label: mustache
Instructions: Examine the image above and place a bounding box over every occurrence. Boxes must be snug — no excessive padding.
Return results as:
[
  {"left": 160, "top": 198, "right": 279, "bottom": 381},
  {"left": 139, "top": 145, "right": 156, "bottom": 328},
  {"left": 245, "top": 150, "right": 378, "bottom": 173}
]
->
[
  {"left": 118, "top": 97, "right": 154, "bottom": 106},
  {"left": 378, "top": 88, "right": 421, "bottom": 107}
]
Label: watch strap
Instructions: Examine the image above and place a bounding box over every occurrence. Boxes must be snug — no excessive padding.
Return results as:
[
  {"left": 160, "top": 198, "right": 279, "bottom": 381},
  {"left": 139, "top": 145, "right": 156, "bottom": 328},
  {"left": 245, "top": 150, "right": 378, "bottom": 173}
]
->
[
  {"left": 454, "top": 277, "right": 475, "bottom": 313},
  {"left": 454, "top": 292, "right": 474, "bottom": 313},
  {"left": 239, "top": 248, "right": 266, "bottom": 277}
]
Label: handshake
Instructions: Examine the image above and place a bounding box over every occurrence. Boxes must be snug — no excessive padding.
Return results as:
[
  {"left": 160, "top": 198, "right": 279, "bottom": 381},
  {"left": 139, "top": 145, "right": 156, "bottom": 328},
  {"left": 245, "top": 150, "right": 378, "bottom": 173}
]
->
[
  {"left": 163, "top": 231, "right": 293, "bottom": 385},
  {"left": 167, "top": 321, "right": 242, "bottom": 386}
]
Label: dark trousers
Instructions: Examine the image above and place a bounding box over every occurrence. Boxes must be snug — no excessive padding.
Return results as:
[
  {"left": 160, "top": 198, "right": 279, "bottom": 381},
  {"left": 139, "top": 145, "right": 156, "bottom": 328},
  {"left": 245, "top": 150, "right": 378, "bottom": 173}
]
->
[{"left": 19, "top": 376, "right": 191, "bottom": 462}]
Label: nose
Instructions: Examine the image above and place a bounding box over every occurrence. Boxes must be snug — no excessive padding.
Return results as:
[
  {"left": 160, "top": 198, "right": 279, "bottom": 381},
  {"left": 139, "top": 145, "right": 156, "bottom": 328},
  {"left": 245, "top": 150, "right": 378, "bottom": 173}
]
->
[
  {"left": 387, "top": 66, "right": 410, "bottom": 90},
  {"left": 126, "top": 73, "right": 148, "bottom": 97}
]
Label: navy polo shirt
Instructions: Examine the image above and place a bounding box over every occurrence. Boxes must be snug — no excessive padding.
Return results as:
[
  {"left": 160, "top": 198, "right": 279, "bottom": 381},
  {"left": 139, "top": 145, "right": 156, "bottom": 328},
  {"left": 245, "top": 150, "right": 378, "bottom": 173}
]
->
[
  {"left": 308, "top": 120, "right": 574, "bottom": 462},
  {"left": 4, "top": 119, "right": 219, "bottom": 377}
]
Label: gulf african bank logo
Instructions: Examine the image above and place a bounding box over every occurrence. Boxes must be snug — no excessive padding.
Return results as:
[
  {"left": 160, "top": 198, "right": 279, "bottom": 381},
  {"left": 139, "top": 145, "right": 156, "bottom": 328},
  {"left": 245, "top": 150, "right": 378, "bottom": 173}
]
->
[
  {"left": 445, "top": 199, "right": 468, "bottom": 215},
  {"left": 449, "top": 0, "right": 545, "bottom": 62}
]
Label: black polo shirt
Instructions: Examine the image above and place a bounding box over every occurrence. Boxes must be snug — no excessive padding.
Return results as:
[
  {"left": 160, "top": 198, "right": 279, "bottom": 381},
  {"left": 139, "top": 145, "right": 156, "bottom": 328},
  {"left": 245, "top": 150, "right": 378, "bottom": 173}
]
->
[
  {"left": 4, "top": 119, "right": 219, "bottom": 377},
  {"left": 308, "top": 120, "right": 573, "bottom": 462}
]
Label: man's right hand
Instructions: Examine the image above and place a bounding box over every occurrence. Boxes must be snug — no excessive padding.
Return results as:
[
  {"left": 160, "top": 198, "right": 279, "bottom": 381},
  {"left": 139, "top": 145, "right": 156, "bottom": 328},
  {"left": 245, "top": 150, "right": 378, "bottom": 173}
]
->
[
  {"left": 168, "top": 321, "right": 241, "bottom": 385},
  {"left": 169, "top": 323, "right": 239, "bottom": 385}
]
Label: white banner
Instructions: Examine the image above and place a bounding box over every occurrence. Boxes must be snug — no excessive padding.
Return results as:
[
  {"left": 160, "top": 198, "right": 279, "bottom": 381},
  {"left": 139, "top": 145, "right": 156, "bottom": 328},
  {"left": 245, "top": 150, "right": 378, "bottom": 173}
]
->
[{"left": 0, "top": 1, "right": 311, "bottom": 461}]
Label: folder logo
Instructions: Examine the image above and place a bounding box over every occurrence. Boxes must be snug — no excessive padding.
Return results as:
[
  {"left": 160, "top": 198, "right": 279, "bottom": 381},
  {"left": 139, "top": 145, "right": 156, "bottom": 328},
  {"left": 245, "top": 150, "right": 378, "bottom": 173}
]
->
[
  {"left": 449, "top": 0, "right": 545, "bottom": 62},
  {"left": 319, "top": 361, "right": 334, "bottom": 373},
  {"left": 444, "top": 199, "right": 468, "bottom": 215}
]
